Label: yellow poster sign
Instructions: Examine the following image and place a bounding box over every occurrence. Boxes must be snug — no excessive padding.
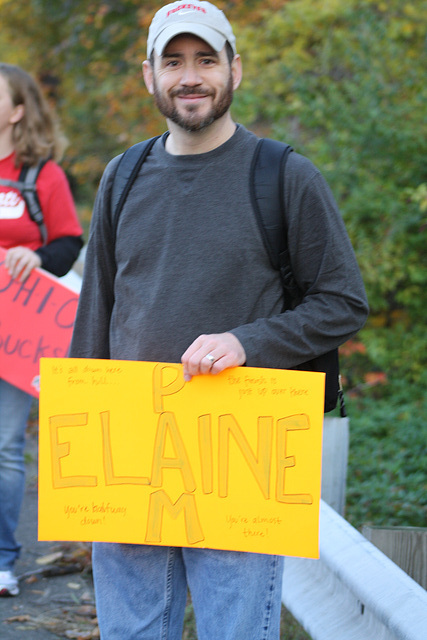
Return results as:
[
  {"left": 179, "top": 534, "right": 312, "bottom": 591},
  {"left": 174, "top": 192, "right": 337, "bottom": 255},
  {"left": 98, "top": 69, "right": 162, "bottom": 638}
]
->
[{"left": 38, "top": 358, "right": 325, "bottom": 559}]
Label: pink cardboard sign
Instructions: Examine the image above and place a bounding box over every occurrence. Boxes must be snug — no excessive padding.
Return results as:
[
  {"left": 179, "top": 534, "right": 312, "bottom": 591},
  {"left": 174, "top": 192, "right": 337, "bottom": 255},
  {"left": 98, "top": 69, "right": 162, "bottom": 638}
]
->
[{"left": 0, "top": 247, "right": 79, "bottom": 397}]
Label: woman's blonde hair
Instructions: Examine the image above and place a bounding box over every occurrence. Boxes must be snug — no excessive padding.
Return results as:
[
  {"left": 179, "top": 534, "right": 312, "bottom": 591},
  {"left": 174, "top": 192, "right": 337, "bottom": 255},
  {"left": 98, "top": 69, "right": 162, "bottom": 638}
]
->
[{"left": 0, "top": 63, "right": 66, "bottom": 167}]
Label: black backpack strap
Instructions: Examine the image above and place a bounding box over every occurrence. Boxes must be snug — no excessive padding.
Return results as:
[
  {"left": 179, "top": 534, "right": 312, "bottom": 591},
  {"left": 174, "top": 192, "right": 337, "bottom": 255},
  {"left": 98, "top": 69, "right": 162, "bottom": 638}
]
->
[
  {"left": 250, "top": 138, "right": 292, "bottom": 266},
  {"left": 19, "top": 160, "right": 48, "bottom": 245},
  {"left": 250, "top": 137, "right": 343, "bottom": 415},
  {"left": 0, "top": 160, "right": 48, "bottom": 244},
  {"left": 0, "top": 177, "right": 24, "bottom": 189},
  {"left": 110, "top": 136, "right": 160, "bottom": 237},
  {"left": 250, "top": 138, "right": 301, "bottom": 306}
]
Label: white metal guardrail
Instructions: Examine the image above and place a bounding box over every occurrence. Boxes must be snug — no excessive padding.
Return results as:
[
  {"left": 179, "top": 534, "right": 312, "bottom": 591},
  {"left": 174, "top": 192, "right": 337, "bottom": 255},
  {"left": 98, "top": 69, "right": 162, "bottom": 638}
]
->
[{"left": 282, "top": 500, "right": 427, "bottom": 640}]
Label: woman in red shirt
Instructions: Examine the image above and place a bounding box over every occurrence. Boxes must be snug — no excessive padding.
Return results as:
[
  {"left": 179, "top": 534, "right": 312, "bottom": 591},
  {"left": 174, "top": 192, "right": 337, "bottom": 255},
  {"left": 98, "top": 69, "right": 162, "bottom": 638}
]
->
[{"left": 0, "top": 63, "right": 83, "bottom": 596}]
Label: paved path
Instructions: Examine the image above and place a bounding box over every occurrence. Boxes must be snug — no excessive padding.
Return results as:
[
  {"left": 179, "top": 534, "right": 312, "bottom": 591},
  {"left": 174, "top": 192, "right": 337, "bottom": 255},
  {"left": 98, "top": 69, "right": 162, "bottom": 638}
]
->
[{"left": 0, "top": 413, "right": 97, "bottom": 639}]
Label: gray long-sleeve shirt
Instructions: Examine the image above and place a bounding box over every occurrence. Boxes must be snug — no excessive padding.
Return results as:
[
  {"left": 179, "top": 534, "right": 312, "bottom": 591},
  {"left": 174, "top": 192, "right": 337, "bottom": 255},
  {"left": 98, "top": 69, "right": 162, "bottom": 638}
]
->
[{"left": 70, "top": 125, "right": 368, "bottom": 368}]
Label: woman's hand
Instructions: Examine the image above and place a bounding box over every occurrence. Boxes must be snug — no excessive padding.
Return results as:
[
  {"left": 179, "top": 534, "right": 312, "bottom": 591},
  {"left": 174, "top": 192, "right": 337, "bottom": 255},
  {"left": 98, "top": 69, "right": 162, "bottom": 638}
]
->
[{"left": 5, "top": 246, "right": 42, "bottom": 282}]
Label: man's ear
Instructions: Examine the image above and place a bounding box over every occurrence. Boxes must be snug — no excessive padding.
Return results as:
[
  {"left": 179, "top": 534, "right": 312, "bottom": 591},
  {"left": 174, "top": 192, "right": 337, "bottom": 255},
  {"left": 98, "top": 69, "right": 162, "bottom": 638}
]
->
[
  {"left": 10, "top": 103, "right": 25, "bottom": 125},
  {"left": 231, "top": 54, "right": 242, "bottom": 92},
  {"left": 142, "top": 60, "right": 154, "bottom": 95}
]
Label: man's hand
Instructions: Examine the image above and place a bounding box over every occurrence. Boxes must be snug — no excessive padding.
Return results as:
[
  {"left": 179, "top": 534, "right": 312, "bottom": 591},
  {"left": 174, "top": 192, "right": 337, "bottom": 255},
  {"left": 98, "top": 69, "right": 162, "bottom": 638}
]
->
[
  {"left": 5, "top": 246, "right": 42, "bottom": 282},
  {"left": 181, "top": 332, "right": 246, "bottom": 381}
]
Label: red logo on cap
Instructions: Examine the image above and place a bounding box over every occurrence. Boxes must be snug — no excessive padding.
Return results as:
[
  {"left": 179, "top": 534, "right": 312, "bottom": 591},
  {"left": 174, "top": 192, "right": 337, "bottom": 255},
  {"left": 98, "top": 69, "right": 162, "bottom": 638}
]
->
[{"left": 167, "top": 4, "right": 207, "bottom": 18}]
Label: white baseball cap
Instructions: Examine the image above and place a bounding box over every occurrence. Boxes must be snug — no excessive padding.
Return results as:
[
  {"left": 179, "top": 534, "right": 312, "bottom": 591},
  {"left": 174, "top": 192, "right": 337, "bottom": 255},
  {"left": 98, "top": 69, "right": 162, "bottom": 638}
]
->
[{"left": 147, "top": 1, "right": 237, "bottom": 58}]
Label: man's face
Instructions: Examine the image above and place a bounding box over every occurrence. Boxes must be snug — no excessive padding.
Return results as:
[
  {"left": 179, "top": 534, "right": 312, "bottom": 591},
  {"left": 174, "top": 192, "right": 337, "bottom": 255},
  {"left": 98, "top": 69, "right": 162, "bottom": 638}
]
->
[{"left": 146, "top": 34, "right": 239, "bottom": 132}]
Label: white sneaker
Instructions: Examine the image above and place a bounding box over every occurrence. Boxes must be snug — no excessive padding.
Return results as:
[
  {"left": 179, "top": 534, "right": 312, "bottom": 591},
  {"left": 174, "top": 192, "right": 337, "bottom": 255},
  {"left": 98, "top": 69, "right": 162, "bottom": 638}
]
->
[{"left": 0, "top": 570, "right": 19, "bottom": 596}]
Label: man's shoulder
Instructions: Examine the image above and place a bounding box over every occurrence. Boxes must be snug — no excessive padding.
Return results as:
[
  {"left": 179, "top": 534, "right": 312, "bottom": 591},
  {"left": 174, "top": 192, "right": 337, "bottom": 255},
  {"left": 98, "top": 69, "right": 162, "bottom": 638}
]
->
[
  {"left": 247, "top": 132, "right": 319, "bottom": 176},
  {"left": 285, "top": 148, "right": 320, "bottom": 179},
  {"left": 105, "top": 152, "right": 125, "bottom": 175},
  {"left": 103, "top": 136, "right": 162, "bottom": 177}
]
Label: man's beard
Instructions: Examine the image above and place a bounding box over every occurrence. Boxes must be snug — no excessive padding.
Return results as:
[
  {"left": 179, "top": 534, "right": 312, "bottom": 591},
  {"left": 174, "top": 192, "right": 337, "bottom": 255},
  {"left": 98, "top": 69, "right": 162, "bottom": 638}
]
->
[{"left": 153, "top": 73, "right": 234, "bottom": 132}]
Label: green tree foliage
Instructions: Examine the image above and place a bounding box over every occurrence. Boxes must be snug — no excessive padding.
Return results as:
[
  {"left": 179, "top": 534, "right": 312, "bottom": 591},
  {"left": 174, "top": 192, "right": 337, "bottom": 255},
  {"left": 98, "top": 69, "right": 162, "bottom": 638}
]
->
[{"left": 346, "top": 388, "right": 427, "bottom": 529}]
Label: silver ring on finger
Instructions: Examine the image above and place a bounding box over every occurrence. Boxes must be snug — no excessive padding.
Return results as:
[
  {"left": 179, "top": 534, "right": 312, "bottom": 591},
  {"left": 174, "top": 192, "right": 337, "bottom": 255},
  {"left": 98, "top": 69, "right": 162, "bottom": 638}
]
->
[{"left": 205, "top": 353, "right": 215, "bottom": 365}]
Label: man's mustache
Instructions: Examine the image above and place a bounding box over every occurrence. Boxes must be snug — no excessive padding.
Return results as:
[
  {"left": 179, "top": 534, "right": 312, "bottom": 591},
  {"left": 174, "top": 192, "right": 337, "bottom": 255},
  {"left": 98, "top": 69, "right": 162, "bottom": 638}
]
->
[{"left": 171, "top": 87, "right": 214, "bottom": 97}]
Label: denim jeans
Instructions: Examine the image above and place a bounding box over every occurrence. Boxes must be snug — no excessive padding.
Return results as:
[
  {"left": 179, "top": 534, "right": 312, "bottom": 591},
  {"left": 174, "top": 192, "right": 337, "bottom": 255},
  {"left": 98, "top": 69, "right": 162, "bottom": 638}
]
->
[
  {"left": 92, "top": 542, "right": 284, "bottom": 640},
  {"left": 0, "top": 379, "right": 33, "bottom": 570}
]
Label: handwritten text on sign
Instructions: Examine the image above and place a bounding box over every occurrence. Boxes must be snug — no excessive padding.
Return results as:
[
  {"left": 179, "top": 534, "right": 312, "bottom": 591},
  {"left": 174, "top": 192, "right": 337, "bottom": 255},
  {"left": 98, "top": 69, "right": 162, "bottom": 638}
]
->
[
  {"left": 38, "top": 358, "right": 325, "bottom": 558},
  {"left": 0, "top": 247, "right": 78, "bottom": 396}
]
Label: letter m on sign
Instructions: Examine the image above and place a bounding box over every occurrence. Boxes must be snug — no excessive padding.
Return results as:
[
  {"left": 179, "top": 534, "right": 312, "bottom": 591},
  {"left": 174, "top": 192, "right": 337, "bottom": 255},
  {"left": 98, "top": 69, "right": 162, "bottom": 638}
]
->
[{"left": 145, "top": 490, "right": 204, "bottom": 545}]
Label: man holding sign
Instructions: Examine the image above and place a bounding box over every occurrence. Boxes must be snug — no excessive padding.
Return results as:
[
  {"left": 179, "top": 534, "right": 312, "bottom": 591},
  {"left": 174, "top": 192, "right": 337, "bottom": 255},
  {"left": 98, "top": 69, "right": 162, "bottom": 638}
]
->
[{"left": 70, "top": 2, "right": 368, "bottom": 638}]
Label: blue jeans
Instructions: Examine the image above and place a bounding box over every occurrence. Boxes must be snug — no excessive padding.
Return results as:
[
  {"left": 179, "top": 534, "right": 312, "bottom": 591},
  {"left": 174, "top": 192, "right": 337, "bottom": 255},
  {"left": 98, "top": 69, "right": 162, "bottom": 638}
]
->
[
  {"left": 93, "top": 543, "right": 284, "bottom": 639},
  {"left": 0, "top": 379, "right": 33, "bottom": 570}
]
